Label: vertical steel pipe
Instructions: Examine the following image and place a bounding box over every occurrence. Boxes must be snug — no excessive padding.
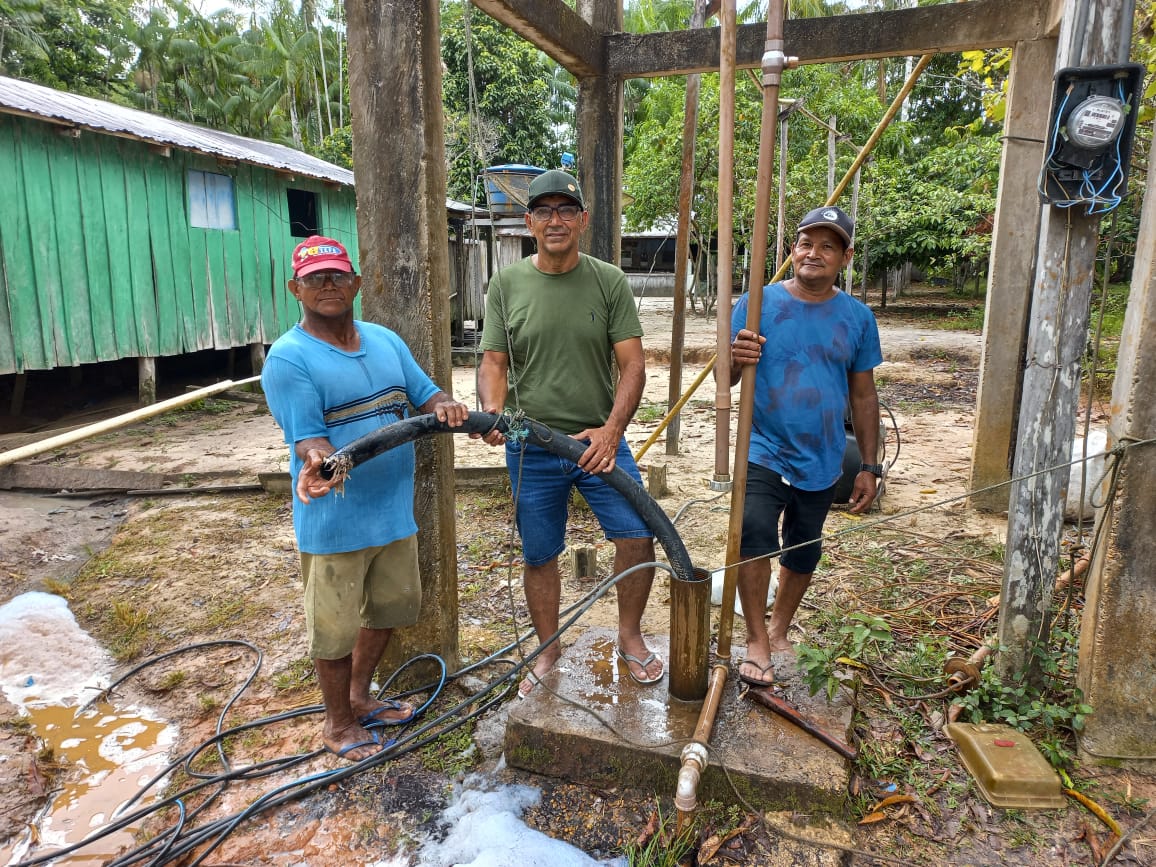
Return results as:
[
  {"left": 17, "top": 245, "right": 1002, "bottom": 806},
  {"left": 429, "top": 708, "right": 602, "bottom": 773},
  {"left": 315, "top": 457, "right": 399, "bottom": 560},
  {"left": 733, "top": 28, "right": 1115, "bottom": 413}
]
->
[
  {"left": 669, "top": 567, "right": 712, "bottom": 701},
  {"left": 716, "top": 0, "right": 791, "bottom": 658}
]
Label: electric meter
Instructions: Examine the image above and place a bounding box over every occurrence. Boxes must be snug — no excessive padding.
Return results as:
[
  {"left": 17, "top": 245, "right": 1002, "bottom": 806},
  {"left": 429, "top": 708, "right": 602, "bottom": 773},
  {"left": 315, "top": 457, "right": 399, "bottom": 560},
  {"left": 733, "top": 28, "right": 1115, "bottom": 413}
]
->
[
  {"left": 1040, "top": 64, "right": 1143, "bottom": 210},
  {"left": 1066, "top": 95, "right": 1126, "bottom": 149}
]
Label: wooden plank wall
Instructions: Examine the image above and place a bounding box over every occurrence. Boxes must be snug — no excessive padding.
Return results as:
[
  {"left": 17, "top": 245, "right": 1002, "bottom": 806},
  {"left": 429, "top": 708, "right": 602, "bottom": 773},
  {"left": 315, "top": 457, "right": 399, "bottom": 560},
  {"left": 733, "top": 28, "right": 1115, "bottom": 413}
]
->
[{"left": 0, "top": 114, "right": 359, "bottom": 374}]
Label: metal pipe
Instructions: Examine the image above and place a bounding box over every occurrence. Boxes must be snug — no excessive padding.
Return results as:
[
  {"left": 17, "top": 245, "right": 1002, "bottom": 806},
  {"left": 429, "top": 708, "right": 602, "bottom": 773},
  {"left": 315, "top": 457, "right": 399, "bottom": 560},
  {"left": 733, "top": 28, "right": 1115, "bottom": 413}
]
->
[
  {"left": 674, "top": 662, "right": 729, "bottom": 830},
  {"left": 672, "top": 0, "right": 789, "bottom": 836},
  {"left": 669, "top": 567, "right": 712, "bottom": 701},
  {"left": 711, "top": 0, "right": 736, "bottom": 490},
  {"left": 745, "top": 687, "right": 857, "bottom": 761},
  {"left": 717, "top": 0, "right": 791, "bottom": 658}
]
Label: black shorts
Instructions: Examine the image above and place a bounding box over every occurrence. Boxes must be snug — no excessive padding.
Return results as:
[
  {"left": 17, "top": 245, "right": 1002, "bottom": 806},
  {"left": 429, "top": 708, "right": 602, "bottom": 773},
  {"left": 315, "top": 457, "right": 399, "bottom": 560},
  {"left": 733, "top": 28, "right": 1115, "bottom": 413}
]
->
[{"left": 740, "top": 463, "right": 837, "bottom": 574}]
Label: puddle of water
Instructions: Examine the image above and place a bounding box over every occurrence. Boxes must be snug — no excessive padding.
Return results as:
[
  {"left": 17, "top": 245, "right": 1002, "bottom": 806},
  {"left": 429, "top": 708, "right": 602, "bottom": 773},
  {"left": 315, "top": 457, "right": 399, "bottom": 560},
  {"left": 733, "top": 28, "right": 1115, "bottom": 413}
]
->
[{"left": 0, "top": 592, "right": 175, "bottom": 867}]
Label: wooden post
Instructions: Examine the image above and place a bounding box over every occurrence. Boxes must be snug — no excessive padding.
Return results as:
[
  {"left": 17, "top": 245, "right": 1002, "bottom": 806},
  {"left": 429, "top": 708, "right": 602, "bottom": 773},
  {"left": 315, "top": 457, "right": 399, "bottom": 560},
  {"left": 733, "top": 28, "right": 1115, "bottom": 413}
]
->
[
  {"left": 647, "top": 463, "right": 670, "bottom": 498},
  {"left": 249, "top": 342, "right": 266, "bottom": 377},
  {"left": 969, "top": 36, "right": 1056, "bottom": 512},
  {"left": 347, "top": 0, "right": 459, "bottom": 671},
  {"left": 9, "top": 373, "right": 26, "bottom": 416},
  {"left": 997, "top": 0, "right": 1135, "bottom": 683},
  {"left": 570, "top": 546, "right": 598, "bottom": 582},
  {"left": 1077, "top": 111, "right": 1156, "bottom": 764},
  {"left": 827, "top": 114, "right": 836, "bottom": 199},
  {"left": 138, "top": 357, "right": 156, "bottom": 406},
  {"left": 575, "top": 0, "right": 623, "bottom": 266},
  {"left": 666, "top": 0, "right": 712, "bottom": 458}
]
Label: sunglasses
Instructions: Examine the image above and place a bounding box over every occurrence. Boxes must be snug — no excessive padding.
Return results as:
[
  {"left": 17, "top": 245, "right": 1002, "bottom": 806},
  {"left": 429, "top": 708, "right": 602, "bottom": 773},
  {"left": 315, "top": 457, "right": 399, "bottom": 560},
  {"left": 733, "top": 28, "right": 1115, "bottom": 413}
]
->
[{"left": 296, "top": 272, "right": 356, "bottom": 290}]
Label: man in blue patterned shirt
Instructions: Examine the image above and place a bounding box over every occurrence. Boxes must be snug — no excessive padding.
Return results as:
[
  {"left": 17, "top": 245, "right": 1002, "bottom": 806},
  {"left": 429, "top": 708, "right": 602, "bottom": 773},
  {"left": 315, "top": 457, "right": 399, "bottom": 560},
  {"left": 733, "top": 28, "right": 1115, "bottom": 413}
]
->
[
  {"left": 727, "top": 206, "right": 882, "bottom": 689},
  {"left": 263, "top": 236, "right": 468, "bottom": 760}
]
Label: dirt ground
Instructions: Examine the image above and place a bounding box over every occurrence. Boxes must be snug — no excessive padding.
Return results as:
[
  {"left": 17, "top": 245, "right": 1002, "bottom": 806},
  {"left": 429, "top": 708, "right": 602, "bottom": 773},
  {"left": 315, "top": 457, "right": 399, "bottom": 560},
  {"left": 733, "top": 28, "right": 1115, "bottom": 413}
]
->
[{"left": 1, "top": 291, "right": 1153, "bottom": 866}]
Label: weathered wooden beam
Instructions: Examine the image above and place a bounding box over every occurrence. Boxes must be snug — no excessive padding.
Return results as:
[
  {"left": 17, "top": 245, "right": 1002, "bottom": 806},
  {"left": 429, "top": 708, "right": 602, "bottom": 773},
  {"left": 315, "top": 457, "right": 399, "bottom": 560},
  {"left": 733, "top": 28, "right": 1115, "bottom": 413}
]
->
[
  {"left": 470, "top": 0, "right": 603, "bottom": 77},
  {"left": 607, "top": 0, "right": 1051, "bottom": 78}
]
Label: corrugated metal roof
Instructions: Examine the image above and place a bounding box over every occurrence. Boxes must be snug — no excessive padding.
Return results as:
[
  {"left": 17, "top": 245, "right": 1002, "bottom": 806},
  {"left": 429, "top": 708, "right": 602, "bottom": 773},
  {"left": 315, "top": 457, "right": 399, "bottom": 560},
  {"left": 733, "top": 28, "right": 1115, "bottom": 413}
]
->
[
  {"left": 0, "top": 74, "right": 354, "bottom": 184},
  {"left": 0, "top": 75, "right": 486, "bottom": 214}
]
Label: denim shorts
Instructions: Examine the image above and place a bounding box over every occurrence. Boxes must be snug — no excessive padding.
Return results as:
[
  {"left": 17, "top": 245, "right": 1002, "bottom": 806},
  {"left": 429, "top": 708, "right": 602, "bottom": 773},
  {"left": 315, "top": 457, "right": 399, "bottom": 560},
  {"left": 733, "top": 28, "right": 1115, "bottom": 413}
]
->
[
  {"left": 740, "top": 463, "right": 837, "bottom": 574},
  {"left": 506, "top": 438, "right": 652, "bottom": 567}
]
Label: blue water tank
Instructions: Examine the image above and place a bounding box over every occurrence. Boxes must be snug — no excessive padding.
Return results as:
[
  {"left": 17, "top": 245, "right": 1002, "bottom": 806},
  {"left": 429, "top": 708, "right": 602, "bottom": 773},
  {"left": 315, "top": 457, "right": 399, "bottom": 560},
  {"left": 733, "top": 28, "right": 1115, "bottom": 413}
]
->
[{"left": 482, "top": 164, "right": 546, "bottom": 215}]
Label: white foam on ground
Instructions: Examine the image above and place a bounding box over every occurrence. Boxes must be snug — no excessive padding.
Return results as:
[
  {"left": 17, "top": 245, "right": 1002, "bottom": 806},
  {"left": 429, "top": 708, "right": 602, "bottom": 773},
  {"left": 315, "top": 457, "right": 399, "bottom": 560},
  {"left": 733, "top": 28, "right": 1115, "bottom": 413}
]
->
[
  {"left": 373, "top": 771, "right": 625, "bottom": 867},
  {"left": 0, "top": 591, "right": 113, "bottom": 707}
]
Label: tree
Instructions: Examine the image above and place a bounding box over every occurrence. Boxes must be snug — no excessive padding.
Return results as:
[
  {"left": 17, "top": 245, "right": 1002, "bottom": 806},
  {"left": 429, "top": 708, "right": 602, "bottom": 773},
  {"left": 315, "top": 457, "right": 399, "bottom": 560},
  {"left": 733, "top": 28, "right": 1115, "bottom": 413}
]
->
[
  {"left": 3, "top": 0, "right": 136, "bottom": 98},
  {"left": 440, "top": 2, "right": 565, "bottom": 201}
]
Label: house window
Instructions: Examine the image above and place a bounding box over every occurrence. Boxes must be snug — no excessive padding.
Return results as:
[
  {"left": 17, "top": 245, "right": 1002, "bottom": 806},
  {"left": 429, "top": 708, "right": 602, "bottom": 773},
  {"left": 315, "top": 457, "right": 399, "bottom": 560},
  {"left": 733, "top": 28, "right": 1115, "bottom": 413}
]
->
[
  {"left": 188, "top": 171, "right": 236, "bottom": 230},
  {"left": 287, "top": 188, "right": 319, "bottom": 238}
]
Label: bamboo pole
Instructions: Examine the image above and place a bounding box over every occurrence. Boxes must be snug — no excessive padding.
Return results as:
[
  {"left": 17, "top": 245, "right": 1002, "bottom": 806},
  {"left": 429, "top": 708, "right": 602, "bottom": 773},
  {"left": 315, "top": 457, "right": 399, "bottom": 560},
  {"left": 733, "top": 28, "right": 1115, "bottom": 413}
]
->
[{"left": 0, "top": 376, "right": 261, "bottom": 468}]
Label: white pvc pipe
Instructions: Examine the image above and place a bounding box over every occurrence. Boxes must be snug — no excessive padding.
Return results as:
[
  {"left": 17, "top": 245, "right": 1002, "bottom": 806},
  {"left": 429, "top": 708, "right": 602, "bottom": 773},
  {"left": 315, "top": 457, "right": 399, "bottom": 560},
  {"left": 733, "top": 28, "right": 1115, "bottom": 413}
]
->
[{"left": 0, "top": 376, "right": 261, "bottom": 468}]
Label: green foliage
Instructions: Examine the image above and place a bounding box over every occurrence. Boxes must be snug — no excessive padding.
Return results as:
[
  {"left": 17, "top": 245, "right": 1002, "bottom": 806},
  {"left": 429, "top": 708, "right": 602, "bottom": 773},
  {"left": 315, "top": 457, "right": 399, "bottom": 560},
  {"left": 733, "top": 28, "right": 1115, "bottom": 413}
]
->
[
  {"left": 954, "top": 630, "right": 1093, "bottom": 770},
  {"left": 313, "top": 124, "right": 353, "bottom": 168},
  {"left": 1, "top": 0, "right": 137, "bottom": 96},
  {"left": 798, "top": 612, "right": 893, "bottom": 701},
  {"left": 440, "top": 3, "right": 566, "bottom": 201},
  {"left": 620, "top": 801, "right": 696, "bottom": 867},
  {"left": 418, "top": 721, "right": 479, "bottom": 775},
  {"left": 858, "top": 133, "right": 1000, "bottom": 279}
]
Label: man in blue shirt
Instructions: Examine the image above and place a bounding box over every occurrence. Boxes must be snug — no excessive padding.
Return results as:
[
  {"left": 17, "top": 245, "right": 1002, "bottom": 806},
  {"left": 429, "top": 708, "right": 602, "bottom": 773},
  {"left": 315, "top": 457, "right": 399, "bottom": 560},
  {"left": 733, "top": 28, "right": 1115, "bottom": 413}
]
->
[
  {"left": 263, "top": 236, "right": 468, "bottom": 760},
  {"left": 728, "top": 206, "right": 882, "bottom": 688}
]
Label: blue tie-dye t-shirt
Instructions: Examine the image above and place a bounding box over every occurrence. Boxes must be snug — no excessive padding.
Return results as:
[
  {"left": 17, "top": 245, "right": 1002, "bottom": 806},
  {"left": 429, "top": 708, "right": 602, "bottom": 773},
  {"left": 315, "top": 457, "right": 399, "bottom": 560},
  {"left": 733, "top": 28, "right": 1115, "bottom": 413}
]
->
[{"left": 731, "top": 283, "right": 882, "bottom": 490}]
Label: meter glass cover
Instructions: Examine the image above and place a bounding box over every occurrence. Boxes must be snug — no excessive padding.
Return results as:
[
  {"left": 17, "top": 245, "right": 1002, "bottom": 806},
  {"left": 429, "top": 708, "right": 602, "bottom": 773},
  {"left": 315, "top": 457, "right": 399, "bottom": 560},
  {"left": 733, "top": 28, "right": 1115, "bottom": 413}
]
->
[{"left": 1068, "top": 96, "right": 1125, "bottom": 148}]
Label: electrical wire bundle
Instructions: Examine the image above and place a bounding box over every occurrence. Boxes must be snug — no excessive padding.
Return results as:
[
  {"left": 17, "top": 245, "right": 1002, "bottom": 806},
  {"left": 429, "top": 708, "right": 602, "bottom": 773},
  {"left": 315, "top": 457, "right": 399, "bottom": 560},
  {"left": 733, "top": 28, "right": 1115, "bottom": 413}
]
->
[{"left": 1037, "top": 80, "right": 1131, "bottom": 216}]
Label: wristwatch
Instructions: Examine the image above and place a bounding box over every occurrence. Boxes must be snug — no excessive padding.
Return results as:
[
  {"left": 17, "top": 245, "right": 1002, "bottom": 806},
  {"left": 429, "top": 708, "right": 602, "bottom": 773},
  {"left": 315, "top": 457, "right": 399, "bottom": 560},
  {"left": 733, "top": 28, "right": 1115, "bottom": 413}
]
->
[{"left": 859, "top": 463, "right": 884, "bottom": 477}]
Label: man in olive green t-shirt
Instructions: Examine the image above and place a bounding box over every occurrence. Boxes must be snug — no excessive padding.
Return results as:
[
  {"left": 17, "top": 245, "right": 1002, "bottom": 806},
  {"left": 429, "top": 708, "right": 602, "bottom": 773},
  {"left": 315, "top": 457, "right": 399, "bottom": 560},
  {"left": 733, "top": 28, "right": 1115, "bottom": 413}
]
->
[{"left": 477, "top": 169, "right": 663, "bottom": 698}]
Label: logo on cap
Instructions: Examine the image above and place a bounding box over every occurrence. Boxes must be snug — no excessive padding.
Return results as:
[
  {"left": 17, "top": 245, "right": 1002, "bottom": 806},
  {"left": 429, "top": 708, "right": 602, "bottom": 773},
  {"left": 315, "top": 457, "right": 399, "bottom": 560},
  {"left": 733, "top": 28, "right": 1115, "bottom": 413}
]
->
[{"left": 822, "top": 209, "right": 840, "bottom": 221}]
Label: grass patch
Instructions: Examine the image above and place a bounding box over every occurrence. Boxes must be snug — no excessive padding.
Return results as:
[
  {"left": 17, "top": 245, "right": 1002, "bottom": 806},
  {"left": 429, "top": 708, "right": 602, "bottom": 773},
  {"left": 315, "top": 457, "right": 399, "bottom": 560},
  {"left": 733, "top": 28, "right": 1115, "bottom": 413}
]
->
[
  {"left": 418, "top": 720, "right": 479, "bottom": 775},
  {"left": 156, "top": 670, "right": 187, "bottom": 691},
  {"left": 634, "top": 400, "right": 667, "bottom": 424},
  {"left": 273, "top": 656, "right": 315, "bottom": 692}
]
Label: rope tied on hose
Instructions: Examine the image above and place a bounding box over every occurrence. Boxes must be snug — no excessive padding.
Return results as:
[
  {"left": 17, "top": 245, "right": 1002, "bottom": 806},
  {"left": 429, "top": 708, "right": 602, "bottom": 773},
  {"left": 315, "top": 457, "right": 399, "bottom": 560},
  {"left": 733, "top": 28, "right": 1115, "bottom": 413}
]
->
[{"left": 496, "top": 408, "right": 531, "bottom": 443}]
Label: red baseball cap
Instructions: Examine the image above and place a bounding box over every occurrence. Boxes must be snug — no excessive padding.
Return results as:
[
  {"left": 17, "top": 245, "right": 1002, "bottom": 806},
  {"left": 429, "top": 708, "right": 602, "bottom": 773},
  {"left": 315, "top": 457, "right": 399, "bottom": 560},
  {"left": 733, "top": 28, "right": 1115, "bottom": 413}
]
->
[{"left": 292, "top": 236, "right": 354, "bottom": 277}]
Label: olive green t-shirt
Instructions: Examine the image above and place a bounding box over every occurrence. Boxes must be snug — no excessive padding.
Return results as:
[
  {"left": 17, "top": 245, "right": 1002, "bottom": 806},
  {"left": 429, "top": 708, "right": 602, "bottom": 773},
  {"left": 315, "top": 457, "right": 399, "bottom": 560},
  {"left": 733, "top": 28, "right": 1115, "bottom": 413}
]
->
[{"left": 480, "top": 254, "right": 643, "bottom": 433}]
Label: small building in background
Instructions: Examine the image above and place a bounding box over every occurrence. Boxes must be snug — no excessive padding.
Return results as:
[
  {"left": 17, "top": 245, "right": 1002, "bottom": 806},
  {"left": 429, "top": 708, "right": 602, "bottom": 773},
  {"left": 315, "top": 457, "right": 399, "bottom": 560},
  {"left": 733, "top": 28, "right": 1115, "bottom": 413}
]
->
[
  {"left": 0, "top": 76, "right": 485, "bottom": 412},
  {"left": 0, "top": 75, "right": 359, "bottom": 408}
]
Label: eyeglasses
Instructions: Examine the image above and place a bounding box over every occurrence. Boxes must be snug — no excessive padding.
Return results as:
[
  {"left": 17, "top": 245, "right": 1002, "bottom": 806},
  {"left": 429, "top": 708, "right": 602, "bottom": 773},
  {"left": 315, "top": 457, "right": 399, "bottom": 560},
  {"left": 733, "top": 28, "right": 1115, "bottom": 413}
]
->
[
  {"left": 296, "top": 272, "right": 355, "bottom": 290},
  {"left": 529, "top": 203, "right": 583, "bottom": 223}
]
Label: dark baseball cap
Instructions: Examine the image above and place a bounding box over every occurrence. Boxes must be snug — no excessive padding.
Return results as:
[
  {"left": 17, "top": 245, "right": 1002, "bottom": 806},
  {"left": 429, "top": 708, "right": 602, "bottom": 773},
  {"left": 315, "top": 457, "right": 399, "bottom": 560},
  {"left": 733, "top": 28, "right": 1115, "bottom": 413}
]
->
[
  {"left": 527, "top": 169, "right": 585, "bottom": 209},
  {"left": 797, "top": 205, "right": 854, "bottom": 246}
]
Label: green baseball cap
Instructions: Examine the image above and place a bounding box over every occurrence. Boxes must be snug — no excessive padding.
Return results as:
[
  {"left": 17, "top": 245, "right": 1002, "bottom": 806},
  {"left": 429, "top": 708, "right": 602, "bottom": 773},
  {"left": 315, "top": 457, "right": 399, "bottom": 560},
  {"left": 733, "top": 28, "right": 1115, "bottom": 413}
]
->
[{"left": 527, "top": 169, "right": 585, "bottom": 209}]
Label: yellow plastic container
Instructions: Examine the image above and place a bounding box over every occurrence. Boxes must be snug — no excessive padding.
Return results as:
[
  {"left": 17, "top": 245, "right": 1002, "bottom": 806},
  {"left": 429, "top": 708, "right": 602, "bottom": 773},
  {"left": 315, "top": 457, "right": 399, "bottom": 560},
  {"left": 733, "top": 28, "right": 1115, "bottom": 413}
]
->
[{"left": 944, "top": 722, "right": 1066, "bottom": 809}]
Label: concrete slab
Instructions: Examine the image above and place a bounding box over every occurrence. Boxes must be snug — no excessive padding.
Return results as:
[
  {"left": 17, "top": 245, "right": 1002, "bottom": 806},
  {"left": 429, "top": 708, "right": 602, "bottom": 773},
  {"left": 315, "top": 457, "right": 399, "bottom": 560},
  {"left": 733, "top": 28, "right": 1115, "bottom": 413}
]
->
[{"left": 505, "top": 627, "right": 853, "bottom": 814}]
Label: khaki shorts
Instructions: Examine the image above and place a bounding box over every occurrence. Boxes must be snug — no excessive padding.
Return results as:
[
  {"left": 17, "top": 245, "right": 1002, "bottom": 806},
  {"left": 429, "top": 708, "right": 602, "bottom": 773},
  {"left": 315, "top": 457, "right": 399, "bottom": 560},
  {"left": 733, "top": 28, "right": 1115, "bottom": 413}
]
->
[{"left": 299, "top": 535, "right": 422, "bottom": 659}]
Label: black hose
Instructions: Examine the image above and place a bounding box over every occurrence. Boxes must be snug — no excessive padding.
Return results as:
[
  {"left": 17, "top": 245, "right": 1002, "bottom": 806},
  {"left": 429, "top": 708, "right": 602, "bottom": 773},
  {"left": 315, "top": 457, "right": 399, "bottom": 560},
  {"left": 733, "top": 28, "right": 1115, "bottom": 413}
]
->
[{"left": 321, "top": 411, "right": 697, "bottom": 584}]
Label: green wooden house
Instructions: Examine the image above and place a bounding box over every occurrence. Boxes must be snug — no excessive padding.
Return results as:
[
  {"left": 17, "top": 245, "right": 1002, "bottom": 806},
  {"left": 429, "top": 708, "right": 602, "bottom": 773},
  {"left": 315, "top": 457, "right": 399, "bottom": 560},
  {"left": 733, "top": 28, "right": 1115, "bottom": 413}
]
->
[{"left": 0, "top": 75, "right": 358, "bottom": 386}]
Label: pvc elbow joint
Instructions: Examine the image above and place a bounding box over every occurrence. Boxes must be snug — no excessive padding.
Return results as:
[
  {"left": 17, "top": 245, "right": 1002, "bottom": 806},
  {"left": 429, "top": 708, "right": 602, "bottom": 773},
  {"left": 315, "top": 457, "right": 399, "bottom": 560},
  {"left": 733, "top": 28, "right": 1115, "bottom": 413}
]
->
[{"left": 674, "top": 742, "right": 710, "bottom": 812}]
